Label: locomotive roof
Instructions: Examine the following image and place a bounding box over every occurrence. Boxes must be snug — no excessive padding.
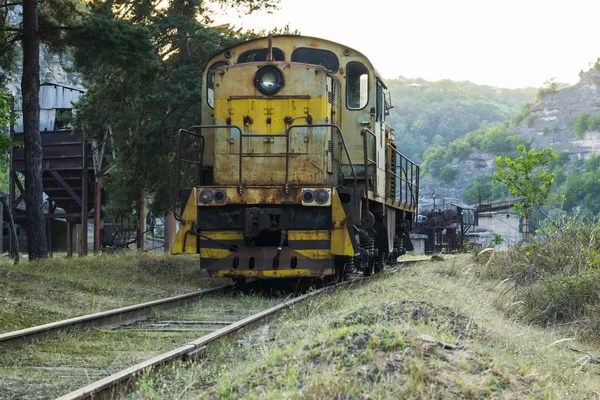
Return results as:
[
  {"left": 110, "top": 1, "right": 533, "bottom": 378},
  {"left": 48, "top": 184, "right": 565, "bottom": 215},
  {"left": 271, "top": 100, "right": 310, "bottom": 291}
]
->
[{"left": 205, "top": 35, "right": 386, "bottom": 86}]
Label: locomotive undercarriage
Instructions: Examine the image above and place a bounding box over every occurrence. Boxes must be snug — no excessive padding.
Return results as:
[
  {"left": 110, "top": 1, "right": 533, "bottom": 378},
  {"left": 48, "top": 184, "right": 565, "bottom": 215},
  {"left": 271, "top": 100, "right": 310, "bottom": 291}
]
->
[{"left": 193, "top": 196, "right": 412, "bottom": 280}]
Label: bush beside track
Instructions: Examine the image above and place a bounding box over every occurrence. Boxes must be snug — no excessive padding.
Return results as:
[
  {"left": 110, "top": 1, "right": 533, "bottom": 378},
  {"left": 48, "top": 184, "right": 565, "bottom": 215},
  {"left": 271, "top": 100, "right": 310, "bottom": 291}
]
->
[
  {"left": 130, "top": 256, "right": 600, "bottom": 399},
  {"left": 477, "top": 220, "right": 600, "bottom": 343}
]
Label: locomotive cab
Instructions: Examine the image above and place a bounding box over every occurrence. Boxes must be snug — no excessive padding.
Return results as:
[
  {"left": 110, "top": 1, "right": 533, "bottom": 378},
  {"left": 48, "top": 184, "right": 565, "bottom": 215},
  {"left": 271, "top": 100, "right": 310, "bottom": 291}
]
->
[{"left": 171, "top": 35, "right": 419, "bottom": 281}]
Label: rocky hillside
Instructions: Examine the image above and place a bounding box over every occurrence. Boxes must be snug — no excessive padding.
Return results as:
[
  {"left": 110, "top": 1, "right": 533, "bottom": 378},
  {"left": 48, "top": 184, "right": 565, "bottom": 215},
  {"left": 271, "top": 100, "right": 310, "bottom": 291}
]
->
[
  {"left": 420, "top": 69, "right": 600, "bottom": 206},
  {"left": 514, "top": 69, "right": 600, "bottom": 156}
]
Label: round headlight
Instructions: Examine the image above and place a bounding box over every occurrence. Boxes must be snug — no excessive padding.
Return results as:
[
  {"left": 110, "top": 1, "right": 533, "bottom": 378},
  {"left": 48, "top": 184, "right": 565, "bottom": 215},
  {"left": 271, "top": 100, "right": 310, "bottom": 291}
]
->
[
  {"left": 199, "top": 189, "right": 214, "bottom": 204},
  {"left": 255, "top": 66, "right": 283, "bottom": 96},
  {"left": 315, "top": 189, "right": 330, "bottom": 204},
  {"left": 214, "top": 189, "right": 226, "bottom": 203},
  {"left": 302, "top": 190, "right": 315, "bottom": 203}
]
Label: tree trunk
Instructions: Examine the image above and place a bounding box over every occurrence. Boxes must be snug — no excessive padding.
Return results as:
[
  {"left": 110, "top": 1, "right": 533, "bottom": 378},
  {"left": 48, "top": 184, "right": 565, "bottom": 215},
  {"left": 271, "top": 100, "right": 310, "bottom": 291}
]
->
[{"left": 21, "top": 0, "right": 48, "bottom": 260}]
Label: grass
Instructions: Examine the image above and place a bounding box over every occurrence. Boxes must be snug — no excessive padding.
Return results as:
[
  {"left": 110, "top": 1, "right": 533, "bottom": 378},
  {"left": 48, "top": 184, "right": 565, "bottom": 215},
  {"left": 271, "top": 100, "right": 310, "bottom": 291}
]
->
[
  {"left": 0, "top": 251, "right": 227, "bottom": 333},
  {"left": 477, "top": 220, "right": 600, "bottom": 342},
  {"left": 126, "top": 255, "right": 600, "bottom": 399}
]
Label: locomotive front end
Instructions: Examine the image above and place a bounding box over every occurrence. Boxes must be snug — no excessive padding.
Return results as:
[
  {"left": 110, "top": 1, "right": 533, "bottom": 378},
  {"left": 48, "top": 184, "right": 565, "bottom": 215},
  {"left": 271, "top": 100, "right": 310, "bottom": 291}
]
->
[{"left": 172, "top": 45, "right": 353, "bottom": 279}]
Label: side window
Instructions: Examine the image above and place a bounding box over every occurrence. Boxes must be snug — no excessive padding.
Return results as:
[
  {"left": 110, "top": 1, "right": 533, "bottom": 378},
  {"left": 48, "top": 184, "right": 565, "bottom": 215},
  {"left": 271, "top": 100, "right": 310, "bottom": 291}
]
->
[
  {"left": 207, "top": 61, "right": 228, "bottom": 108},
  {"left": 346, "top": 62, "right": 369, "bottom": 110},
  {"left": 376, "top": 82, "right": 384, "bottom": 121}
]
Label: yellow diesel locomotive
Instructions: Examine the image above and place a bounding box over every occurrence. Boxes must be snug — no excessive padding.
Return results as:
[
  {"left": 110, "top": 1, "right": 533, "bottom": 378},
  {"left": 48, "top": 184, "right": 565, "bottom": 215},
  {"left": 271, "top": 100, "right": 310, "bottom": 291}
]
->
[{"left": 171, "top": 35, "right": 419, "bottom": 281}]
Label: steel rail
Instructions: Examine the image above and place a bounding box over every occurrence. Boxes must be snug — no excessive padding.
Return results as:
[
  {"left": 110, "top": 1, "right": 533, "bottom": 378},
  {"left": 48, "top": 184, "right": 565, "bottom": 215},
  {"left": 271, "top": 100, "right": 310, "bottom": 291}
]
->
[
  {"left": 57, "top": 279, "right": 362, "bottom": 400},
  {"left": 0, "top": 285, "right": 230, "bottom": 350}
]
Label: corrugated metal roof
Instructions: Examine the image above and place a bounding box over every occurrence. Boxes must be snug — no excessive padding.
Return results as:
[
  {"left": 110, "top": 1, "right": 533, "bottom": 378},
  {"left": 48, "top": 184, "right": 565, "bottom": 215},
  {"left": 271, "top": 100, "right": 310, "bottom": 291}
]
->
[{"left": 14, "top": 81, "right": 85, "bottom": 111}]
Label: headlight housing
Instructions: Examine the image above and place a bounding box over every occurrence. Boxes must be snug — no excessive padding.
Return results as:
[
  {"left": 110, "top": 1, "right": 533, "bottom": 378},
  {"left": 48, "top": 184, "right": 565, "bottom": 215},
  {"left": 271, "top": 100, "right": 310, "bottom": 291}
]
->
[
  {"left": 255, "top": 66, "right": 284, "bottom": 96},
  {"left": 301, "top": 188, "right": 332, "bottom": 206},
  {"left": 199, "top": 189, "right": 214, "bottom": 204},
  {"left": 214, "top": 189, "right": 226, "bottom": 203},
  {"left": 302, "top": 189, "right": 315, "bottom": 204},
  {"left": 315, "top": 189, "right": 330, "bottom": 204}
]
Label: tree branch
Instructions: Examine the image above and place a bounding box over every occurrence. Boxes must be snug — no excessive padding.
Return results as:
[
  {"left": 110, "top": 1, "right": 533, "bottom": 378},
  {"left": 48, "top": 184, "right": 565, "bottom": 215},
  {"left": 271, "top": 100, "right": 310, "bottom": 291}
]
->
[{"left": 0, "top": 2, "right": 22, "bottom": 8}]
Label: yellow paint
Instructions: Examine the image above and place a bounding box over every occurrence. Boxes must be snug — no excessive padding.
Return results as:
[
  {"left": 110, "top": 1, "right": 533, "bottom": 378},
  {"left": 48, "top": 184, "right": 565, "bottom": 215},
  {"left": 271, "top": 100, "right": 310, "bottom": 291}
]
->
[
  {"left": 211, "top": 268, "right": 334, "bottom": 278},
  {"left": 200, "top": 248, "right": 232, "bottom": 259},
  {"left": 294, "top": 249, "right": 331, "bottom": 259},
  {"left": 288, "top": 230, "right": 331, "bottom": 241},
  {"left": 171, "top": 188, "right": 198, "bottom": 254},
  {"left": 199, "top": 231, "right": 244, "bottom": 240},
  {"left": 330, "top": 189, "right": 355, "bottom": 256},
  {"left": 215, "top": 97, "right": 328, "bottom": 136}
]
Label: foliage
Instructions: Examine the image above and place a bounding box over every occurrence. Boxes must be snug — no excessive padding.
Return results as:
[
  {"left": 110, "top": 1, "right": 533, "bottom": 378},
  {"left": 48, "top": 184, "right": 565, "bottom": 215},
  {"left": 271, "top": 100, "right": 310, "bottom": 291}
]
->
[
  {"left": 422, "top": 125, "right": 525, "bottom": 179},
  {"left": 572, "top": 112, "right": 600, "bottom": 138},
  {"left": 557, "top": 154, "right": 600, "bottom": 218},
  {"left": 387, "top": 77, "right": 536, "bottom": 163},
  {"left": 69, "top": 1, "right": 277, "bottom": 217},
  {"left": 461, "top": 173, "right": 507, "bottom": 204},
  {"left": 512, "top": 102, "right": 532, "bottom": 125},
  {"left": 0, "top": 91, "right": 16, "bottom": 192},
  {"left": 438, "top": 165, "right": 458, "bottom": 184},
  {"left": 493, "top": 145, "right": 558, "bottom": 214},
  {"left": 491, "top": 233, "right": 504, "bottom": 246},
  {"left": 535, "top": 78, "right": 559, "bottom": 102},
  {"left": 479, "top": 220, "right": 600, "bottom": 341}
]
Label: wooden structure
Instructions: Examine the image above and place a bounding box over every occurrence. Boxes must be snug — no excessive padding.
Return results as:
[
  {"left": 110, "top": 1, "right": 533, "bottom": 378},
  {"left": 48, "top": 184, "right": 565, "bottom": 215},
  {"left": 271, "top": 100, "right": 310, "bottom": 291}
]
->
[
  {"left": 10, "top": 131, "right": 95, "bottom": 256},
  {"left": 10, "top": 82, "right": 96, "bottom": 256}
]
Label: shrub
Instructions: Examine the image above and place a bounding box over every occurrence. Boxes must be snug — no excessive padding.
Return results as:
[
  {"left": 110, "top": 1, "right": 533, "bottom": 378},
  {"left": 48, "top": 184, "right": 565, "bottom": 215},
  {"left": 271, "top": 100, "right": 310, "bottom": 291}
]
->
[
  {"left": 439, "top": 165, "right": 458, "bottom": 183},
  {"left": 573, "top": 112, "right": 590, "bottom": 138},
  {"left": 478, "top": 220, "right": 600, "bottom": 341}
]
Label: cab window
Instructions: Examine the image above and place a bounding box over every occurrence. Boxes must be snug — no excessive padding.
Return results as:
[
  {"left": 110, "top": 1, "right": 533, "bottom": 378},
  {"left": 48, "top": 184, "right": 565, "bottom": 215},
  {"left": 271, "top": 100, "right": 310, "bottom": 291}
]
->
[
  {"left": 291, "top": 48, "right": 339, "bottom": 72},
  {"left": 237, "top": 48, "right": 285, "bottom": 63},
  {"left": 207, "top": 61, "right": 228, "bottom": 108},
  {"left": 346, "top": 62, "right": 369, "bottom": 110}
]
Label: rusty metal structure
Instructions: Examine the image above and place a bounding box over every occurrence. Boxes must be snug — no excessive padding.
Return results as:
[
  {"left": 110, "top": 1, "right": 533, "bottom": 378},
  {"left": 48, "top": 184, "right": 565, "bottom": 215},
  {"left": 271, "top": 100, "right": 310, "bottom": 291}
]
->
[
  {"left": 9, "top": 83, "right": 96, "bottom": 256},
  {"left": 171, "top": 35, "right": 419, "bottom": 280},
  {"left": 413, "top": 204, "right": 475, "bottom": 253}
]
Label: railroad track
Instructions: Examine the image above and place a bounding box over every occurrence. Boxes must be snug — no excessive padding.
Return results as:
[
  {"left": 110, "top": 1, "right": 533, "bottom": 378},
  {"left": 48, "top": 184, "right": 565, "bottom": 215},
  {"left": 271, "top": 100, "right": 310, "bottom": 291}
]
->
[
  {"left": 1, "top": 258, "right": 432, "bottom": 399},
  {"left": 0, "top": 286, "right": 230, "bottom": 351}
]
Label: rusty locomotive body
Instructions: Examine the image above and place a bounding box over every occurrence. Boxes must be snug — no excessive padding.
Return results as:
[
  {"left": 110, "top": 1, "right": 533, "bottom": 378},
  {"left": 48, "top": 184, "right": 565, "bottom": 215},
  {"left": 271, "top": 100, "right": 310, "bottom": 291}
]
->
[{"left": 171, "top": 35, "right": 419, "bottom": 280}]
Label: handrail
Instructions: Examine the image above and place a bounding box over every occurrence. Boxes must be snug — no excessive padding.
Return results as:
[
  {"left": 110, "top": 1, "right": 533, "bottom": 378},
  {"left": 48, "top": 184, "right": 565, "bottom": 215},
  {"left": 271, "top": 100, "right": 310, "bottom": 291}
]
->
[
  {"left": 170, "top": 125, "right": 243, "bottom": 216},
  {"left": 387, "top": 143, "right": 419, "bottom": 209},
  {"left": 286, "top": 124, "right": 359, "bottom": 225},
  {"left": 238, "top": 130, "right": 289, "bottom": 194},
  {"left": 172, "top": 123, "right": 363, "bottom": 225},
  {"left": 361, "top": 128, "right": 378, "bottom": 217}
]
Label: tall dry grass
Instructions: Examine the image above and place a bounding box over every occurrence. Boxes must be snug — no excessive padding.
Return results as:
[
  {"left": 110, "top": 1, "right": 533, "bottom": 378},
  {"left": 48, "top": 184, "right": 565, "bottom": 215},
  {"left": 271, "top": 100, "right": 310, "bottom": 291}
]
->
[{"left": 477, "top": 220, "right": 600, "bottom": 340}]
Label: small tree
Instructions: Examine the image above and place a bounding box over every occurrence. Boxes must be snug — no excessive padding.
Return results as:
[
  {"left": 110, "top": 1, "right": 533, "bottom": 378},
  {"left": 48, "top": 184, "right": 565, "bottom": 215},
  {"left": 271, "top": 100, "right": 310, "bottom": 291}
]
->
[{"left": 493, "top": 145, "right": 558, "bottom": 237}]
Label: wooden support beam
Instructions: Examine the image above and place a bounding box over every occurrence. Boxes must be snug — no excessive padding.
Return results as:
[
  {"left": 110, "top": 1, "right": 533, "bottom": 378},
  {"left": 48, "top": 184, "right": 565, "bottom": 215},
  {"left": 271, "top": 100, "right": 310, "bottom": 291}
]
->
[
  {"left": 94, "top": 182, "right": 101, "bottom": 252},
  {"left": 14, "top": 194, "right": 23, "bottom": 208},
  {"left": 137, "top": 190, "right": 145, "bottom": 250},
  {"left": 12, "top": 171, "right": 24, "bottom": 195},
  {"left": 80, "top": 138, "right": 88, "bottom": 256},
  {"left": 47, "top": 219, "right": 53, "bottom": 258},
  {"left": 49, "top": 169, "right": 82, "bottom": 207},
  {"left": 66, "top": 221, "right": 73, "bottom": 258},
  {"left": 44, "top": 213, "right": 82, "bottom": 219}
]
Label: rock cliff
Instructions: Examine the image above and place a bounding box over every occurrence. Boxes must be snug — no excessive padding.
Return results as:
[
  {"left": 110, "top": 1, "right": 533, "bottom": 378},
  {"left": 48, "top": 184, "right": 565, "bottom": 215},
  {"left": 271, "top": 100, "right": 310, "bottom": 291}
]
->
[
  {"left": 514, "top": 69, "right": 600, "bottom": 157},
  {"left": 419, "top": 69, "right": 600, "bottom": 206}
]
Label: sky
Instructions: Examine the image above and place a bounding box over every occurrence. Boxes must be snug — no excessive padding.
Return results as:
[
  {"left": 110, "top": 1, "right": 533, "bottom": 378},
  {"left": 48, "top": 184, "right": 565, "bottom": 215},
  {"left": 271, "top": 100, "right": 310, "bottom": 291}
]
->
[{"left": 209, "top": 0, "right": 600, "bottom": 88}]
